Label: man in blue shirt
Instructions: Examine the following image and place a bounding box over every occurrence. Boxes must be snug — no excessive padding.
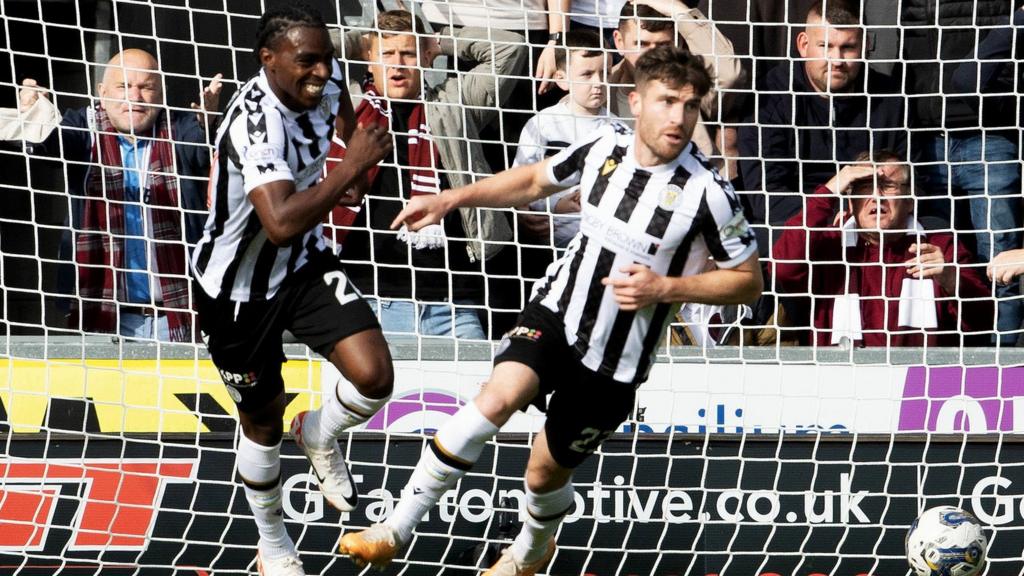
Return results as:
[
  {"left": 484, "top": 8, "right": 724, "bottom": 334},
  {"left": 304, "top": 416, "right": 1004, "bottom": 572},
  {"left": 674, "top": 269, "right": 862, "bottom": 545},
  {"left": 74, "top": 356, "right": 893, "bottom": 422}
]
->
[{"left": 9, "top": 49, "right": 221, "bottom": 341}]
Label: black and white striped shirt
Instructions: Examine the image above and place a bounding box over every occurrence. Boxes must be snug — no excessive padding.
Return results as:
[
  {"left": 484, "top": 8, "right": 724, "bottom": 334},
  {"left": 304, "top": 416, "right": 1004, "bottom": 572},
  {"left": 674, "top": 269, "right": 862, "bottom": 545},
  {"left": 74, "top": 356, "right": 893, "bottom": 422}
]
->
[
  {"left": 533, "top": 123, "right": 757, "bottom": 384},
  {"left": 191, "top": 60, "right": 344, "bottom": 301}
]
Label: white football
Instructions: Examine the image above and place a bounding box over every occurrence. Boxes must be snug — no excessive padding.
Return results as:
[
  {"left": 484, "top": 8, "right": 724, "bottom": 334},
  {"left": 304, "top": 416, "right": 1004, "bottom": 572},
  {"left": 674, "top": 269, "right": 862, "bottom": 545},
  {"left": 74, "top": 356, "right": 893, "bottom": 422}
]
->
[{"left": 905, "top": 506, "right": 988, "bottom": 576}]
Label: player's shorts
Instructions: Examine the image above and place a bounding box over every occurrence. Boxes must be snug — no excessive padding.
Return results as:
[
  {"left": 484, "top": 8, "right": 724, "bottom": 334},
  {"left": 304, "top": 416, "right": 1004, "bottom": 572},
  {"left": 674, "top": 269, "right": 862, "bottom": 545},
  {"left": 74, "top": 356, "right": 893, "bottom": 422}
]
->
[
  {"left": 494, "top": 302, "right": 636, "bottom": 469},
  {"left": 195, "top": 251, "right": 379, "bottom": 413}
]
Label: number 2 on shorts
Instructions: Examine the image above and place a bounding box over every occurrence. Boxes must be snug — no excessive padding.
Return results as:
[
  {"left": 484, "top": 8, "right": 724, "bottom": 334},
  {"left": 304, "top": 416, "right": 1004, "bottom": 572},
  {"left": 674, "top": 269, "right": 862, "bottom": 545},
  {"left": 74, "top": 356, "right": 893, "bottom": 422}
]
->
[
  {"left": 324, "top": 270, "right": 359, "bottom": 306},
  {"left": 570, "top": 427, "right": 613, "bottom": 454}
]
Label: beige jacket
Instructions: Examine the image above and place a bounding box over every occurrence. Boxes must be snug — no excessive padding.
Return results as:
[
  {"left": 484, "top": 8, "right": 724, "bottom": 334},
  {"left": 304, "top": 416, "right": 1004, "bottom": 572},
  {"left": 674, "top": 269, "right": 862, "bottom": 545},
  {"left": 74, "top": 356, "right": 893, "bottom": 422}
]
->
[{"left": 608, "top": 6, "right": 744, "bottom": 159}]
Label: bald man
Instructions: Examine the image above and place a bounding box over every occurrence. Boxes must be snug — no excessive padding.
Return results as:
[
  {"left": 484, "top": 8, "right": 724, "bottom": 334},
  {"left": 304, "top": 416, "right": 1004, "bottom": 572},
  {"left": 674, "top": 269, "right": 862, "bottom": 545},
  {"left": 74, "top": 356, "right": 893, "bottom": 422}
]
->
[{"left": 3, "top": 49, "right": 222, "bottom": 341}]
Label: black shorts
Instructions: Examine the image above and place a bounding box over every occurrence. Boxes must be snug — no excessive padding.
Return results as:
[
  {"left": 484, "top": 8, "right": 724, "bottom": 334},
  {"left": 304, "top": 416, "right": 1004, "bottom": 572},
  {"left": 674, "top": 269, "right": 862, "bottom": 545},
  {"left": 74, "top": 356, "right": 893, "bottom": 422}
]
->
[
  {"left": 196, "top": 252, "right": 379, "bottom": 413},
  {"left": 494, "top": 303, "right": 636, "bottom": 468}
]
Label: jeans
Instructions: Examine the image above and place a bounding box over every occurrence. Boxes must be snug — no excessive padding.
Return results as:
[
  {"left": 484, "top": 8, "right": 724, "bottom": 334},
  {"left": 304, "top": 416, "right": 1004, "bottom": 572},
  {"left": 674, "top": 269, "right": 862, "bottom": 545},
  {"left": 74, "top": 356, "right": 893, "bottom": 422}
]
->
[
  {"left": 367, "top": 299, "right": 486, "bottom": 340},
  {"left": 119, "top": 312, "right": 171, "bottom": 341},
  {"left": 918, "top": 133, "right": 1022, "bottom": 344}
]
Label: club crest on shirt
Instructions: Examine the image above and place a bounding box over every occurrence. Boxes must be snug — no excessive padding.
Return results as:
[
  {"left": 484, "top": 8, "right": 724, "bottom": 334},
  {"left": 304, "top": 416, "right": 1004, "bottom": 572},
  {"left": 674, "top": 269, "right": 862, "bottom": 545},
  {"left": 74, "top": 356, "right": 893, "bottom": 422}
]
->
[
  {"left": 659, "top": 184, "right": 684, "bottom": 210},
  {"left": 319, "top": 96, "right": 331, "bottom": 117},
  {"left": 601, "top": 158, "right": 618, "bottom": 176}
]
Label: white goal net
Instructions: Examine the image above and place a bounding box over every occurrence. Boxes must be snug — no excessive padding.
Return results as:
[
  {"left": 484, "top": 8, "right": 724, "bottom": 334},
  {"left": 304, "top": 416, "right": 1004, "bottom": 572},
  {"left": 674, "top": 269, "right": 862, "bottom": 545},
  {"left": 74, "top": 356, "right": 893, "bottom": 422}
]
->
[{"left": 1, "top": 0, "right": 1023, "bottom": 575}]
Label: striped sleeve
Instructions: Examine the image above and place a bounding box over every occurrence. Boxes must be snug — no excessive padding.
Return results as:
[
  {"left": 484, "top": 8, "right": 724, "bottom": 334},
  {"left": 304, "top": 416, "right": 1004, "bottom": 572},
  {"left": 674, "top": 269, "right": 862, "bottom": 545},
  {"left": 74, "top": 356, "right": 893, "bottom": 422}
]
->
[
  {"left": 701, "top": 176, "right": 758, "bottom": 268},
  {"left": 543, "top": 125, "right": 608, "bottom": 187},
  {"left": 239, "top": 107, "right": 292, "bottom": 193}
]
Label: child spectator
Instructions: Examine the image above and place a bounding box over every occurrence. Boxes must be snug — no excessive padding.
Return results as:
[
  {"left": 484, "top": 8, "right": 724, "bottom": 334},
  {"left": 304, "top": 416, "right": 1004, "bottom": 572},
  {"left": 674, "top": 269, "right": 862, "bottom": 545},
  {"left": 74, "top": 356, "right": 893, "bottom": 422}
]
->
[{"left": 513, "top": 29, "right": 611, "bottom": 249}]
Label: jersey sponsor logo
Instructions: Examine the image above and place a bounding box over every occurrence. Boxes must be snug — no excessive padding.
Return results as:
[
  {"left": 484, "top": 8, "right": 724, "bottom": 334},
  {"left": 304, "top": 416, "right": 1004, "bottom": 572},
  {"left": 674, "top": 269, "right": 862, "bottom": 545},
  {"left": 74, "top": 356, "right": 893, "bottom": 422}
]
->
[
  {"left": 295, "top": 151, "right": 329, "bottom": 183},
  {"left": 244, "top": 142, "right": 280, "bottom": 163},
  {"left": 507, "top": 326, "right": 543, "bottom": 342},
  {"left": 0, "top": 459, "right": 196, "bottom": 550},
  {"left": 719, "top": 209, "right": 750, "bottom": 240},
  {"left": 658, "top": 184, "right": 684, "bottom": 211},
  {"left": 218, "top": 368, "right": 258, "bottom": 388},
  {"left": 582, "top": 210, "right": 658, "bottom": 265}
]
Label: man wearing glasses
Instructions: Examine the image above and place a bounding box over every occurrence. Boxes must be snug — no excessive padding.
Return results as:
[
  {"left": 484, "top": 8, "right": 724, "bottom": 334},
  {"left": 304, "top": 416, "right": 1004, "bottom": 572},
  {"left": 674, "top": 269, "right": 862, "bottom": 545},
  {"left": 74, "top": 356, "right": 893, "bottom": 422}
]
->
[{"left": 771, "top": 150, "right": 993, "bottom": 347}]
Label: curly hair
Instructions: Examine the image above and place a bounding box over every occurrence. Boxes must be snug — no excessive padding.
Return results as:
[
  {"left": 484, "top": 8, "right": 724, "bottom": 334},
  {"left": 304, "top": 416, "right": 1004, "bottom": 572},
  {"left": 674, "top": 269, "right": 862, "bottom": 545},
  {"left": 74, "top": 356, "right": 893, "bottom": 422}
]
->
[{"left": 253, "top": 4, "right": 327, "bottom": 58}]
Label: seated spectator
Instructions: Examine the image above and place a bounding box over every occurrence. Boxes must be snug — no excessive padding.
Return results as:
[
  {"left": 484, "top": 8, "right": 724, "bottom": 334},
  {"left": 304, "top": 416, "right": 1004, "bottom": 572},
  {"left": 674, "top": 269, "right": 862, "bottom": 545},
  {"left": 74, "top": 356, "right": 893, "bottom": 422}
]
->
[
  {"left": 327, "top": 10, "right": 522, "bottom": 339},
  {"left": 609, "top": 0, "right": 743, "bottom": 161},
  {"left": 738, "top": 0, "right": 905, "bottom": 255},
  {"left": 2, "top": 49, "right": 220, "bottom": 342},
  {"left": 513, "top": 29, "right": 611, "bottom": 250},
  {"left": 772, "top": 151, "right": 993, "bottom": 347}
]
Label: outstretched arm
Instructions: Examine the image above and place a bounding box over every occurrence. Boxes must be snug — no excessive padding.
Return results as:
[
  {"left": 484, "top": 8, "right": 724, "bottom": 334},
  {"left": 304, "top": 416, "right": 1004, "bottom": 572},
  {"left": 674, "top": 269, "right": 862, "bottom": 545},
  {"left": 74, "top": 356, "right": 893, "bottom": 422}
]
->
[{"left": 391, "top": 159, "right": 565, "bottom": 231}]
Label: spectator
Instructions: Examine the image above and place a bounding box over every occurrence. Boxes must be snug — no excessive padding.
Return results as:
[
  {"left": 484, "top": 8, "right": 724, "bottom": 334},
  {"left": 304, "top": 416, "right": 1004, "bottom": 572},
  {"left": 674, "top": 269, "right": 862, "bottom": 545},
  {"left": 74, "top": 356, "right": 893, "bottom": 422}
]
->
[
  {"left": 609, "top": 0, "right": 743, "bottom": 163},
  {"left": 904, "top": 0, "right": 1022, "bottom": 345},
  {"left": 738, "top": 0, "right": 905, "bottom": 256},
  {"left": 514, "top": 29, "right": 611, "bottom": 250},
  {"left": 567, "top": 0, "right": 627, "bottom": 51},
  {"left": 772, "top": 151, "right": 993, "bottom": 347},
  {"left": 328, "top": 10, "right": 522, "bottom": 339},
  {"left": 2, "top": 49, "right": 221, "bottom": 342}
]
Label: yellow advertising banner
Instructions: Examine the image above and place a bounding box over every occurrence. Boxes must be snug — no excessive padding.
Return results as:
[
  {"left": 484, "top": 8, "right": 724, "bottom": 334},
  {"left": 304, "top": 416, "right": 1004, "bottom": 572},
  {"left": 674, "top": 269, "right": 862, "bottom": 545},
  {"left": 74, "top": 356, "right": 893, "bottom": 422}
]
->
[{"left": 0, "top": 359, "right": 321, "bottom": 433}]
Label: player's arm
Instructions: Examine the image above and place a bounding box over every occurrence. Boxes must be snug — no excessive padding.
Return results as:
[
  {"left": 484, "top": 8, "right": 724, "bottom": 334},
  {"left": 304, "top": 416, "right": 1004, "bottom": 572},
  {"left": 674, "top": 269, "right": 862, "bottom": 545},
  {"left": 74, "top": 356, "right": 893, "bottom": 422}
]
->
[
  {"left": 602, "top": 253, "right": 762, "bottom": 310},
  {"left": 335, "top": 79, "right": 357, "bottom": 143},
  {"left": 250, "top": 122, "right": 391, "bottom": 245},
  {"left": 390, "top": 159, "right": 565, "bottom": 231}
]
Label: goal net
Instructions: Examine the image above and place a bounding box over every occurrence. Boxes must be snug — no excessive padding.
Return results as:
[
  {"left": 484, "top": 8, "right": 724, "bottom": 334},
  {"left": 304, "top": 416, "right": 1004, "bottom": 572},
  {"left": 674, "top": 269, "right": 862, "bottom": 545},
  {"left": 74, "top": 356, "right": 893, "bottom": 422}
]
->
[{"left": 1, "top": 0, "right": 1023, "bottom": 574}]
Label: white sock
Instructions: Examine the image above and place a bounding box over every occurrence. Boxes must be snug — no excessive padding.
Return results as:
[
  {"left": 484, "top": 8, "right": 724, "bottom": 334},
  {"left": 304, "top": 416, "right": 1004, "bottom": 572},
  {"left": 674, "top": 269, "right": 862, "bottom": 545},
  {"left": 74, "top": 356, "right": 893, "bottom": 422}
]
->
[
  {"left": 510, "top": 482, "right": 574, "bottom": 564},
  {"left": 237, "top": 433, "right": 295, "bottom": 560},
  {"left": 307, "top": 378, "right": 390, "bottom": 448},
  {"left": 386, "top": 403, "right": 499, "bottom": 544}
]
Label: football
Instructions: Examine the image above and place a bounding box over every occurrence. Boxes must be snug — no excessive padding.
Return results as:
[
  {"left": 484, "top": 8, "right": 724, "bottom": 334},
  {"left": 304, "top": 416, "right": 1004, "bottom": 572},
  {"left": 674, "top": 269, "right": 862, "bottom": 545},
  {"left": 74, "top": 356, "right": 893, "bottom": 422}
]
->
[{"left": 905, "top": 506, "right": 988, "bottom": 576}]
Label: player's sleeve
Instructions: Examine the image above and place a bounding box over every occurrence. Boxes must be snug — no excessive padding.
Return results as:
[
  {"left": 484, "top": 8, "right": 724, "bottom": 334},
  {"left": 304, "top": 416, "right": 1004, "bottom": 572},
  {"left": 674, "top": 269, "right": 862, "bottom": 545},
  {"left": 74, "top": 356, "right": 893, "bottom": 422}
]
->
[
  {"left": 543, "top": 124, "right": 608, "bottom": 188},
  {"left": 238, "top": 106, "right": 292, "bottom": 193},
  {"left": 701, "top": 176, "right": 758, "bottom": 269}
]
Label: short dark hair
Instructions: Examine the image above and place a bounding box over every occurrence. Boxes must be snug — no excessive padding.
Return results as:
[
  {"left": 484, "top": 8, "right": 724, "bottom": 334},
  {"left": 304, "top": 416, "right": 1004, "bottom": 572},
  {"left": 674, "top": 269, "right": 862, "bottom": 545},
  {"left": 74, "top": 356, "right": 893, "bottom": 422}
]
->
[
  {"left": 376, "top": 9, "right": 428, "bottom": 35},
  {"left": 254, "top": 4, "right": 327, "bottom": 58},
  {"left": 618, "top": 2, "right": 674, "bottom": 34},
  {"left": 806, "top": 0, "right": 861, "bottom": 25},
  {"left": 634, "top": 44, "right": 710, "bottom": 97},
  {"left": 553, "top": 29, "right": 604, "bottom": 71}
]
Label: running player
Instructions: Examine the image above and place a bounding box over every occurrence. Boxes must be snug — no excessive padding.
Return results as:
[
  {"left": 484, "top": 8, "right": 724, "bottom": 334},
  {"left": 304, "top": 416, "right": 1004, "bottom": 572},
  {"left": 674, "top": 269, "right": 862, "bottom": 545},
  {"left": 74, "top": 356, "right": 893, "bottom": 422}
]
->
[
  {"left": 190, "top": 5, "right": 393, "bottom": 575},
  {"left": 339, "top": 45, "right": 762, "bottom": 576}
]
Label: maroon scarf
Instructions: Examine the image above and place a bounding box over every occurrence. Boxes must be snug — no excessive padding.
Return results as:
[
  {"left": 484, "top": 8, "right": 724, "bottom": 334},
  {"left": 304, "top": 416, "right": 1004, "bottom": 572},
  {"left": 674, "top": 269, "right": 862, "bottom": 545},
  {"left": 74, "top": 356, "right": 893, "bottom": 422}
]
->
[
  {"left": 325, "top": 84, "right": 440, "bottom": 241},
  {"left": 75, "top": 105, "right": 192, "bottom": 341}
]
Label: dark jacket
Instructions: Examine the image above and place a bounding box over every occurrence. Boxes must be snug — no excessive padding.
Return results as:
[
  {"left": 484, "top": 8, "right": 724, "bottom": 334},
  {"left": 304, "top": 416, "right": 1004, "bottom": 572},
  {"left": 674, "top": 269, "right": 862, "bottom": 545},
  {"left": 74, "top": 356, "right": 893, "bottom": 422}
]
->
[
  {"left": 25, "top": 106, "right": 210, "bottom": 306},
  {"left": 950, "top": 7, "right": 1024, "bottom": 126},
  {"left": 31, "top": 107, "right": 210, "bottom": 245},
  {"left": 738, "top": 61, "right": 906, "bottom": 254},
  {"left": 901, "top": 0, "right": 1017, "bottom": 131}
]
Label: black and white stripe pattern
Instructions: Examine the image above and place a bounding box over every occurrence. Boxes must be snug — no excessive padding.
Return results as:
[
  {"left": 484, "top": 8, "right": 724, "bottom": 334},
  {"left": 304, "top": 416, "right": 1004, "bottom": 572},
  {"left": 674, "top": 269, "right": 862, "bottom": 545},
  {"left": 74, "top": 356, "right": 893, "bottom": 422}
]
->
[
  {"left": 192, "top": 60, "right": 343, "bottom": 301},
  {"left": 533, "top": 123, "right": 757, "bottom": 384}
]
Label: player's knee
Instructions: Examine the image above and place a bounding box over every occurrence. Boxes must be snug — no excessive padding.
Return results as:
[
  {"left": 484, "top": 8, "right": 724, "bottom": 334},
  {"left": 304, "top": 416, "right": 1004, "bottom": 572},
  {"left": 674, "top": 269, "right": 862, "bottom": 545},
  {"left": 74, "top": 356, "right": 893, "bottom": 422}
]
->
[
  {"left": 473, "top": 385, "right": 519, "bottom": 425},
  {"left": 344, "top": 352, "right": 394, "bottom": 400},
  {"left": 525, "top": 459, "right": 571, "bottom": 493},
  {"left": 240, "top": 418, "right": 284, "bottom": 446}
]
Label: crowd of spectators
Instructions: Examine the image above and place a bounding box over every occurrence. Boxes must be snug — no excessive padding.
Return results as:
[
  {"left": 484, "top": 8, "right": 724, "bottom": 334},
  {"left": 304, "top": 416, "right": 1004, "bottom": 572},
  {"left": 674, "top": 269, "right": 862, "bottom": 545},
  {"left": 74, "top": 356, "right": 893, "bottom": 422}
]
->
[{"left": 3, "top": 0, "right": 1023, "bottom": 348}]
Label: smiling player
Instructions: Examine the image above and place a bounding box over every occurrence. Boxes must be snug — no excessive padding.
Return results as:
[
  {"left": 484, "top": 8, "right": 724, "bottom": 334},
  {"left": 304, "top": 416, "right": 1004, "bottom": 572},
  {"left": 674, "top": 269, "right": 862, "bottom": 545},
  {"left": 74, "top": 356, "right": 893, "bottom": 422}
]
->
[{"left": 190, "top": 5, "right": 394, "bottom": 575}]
